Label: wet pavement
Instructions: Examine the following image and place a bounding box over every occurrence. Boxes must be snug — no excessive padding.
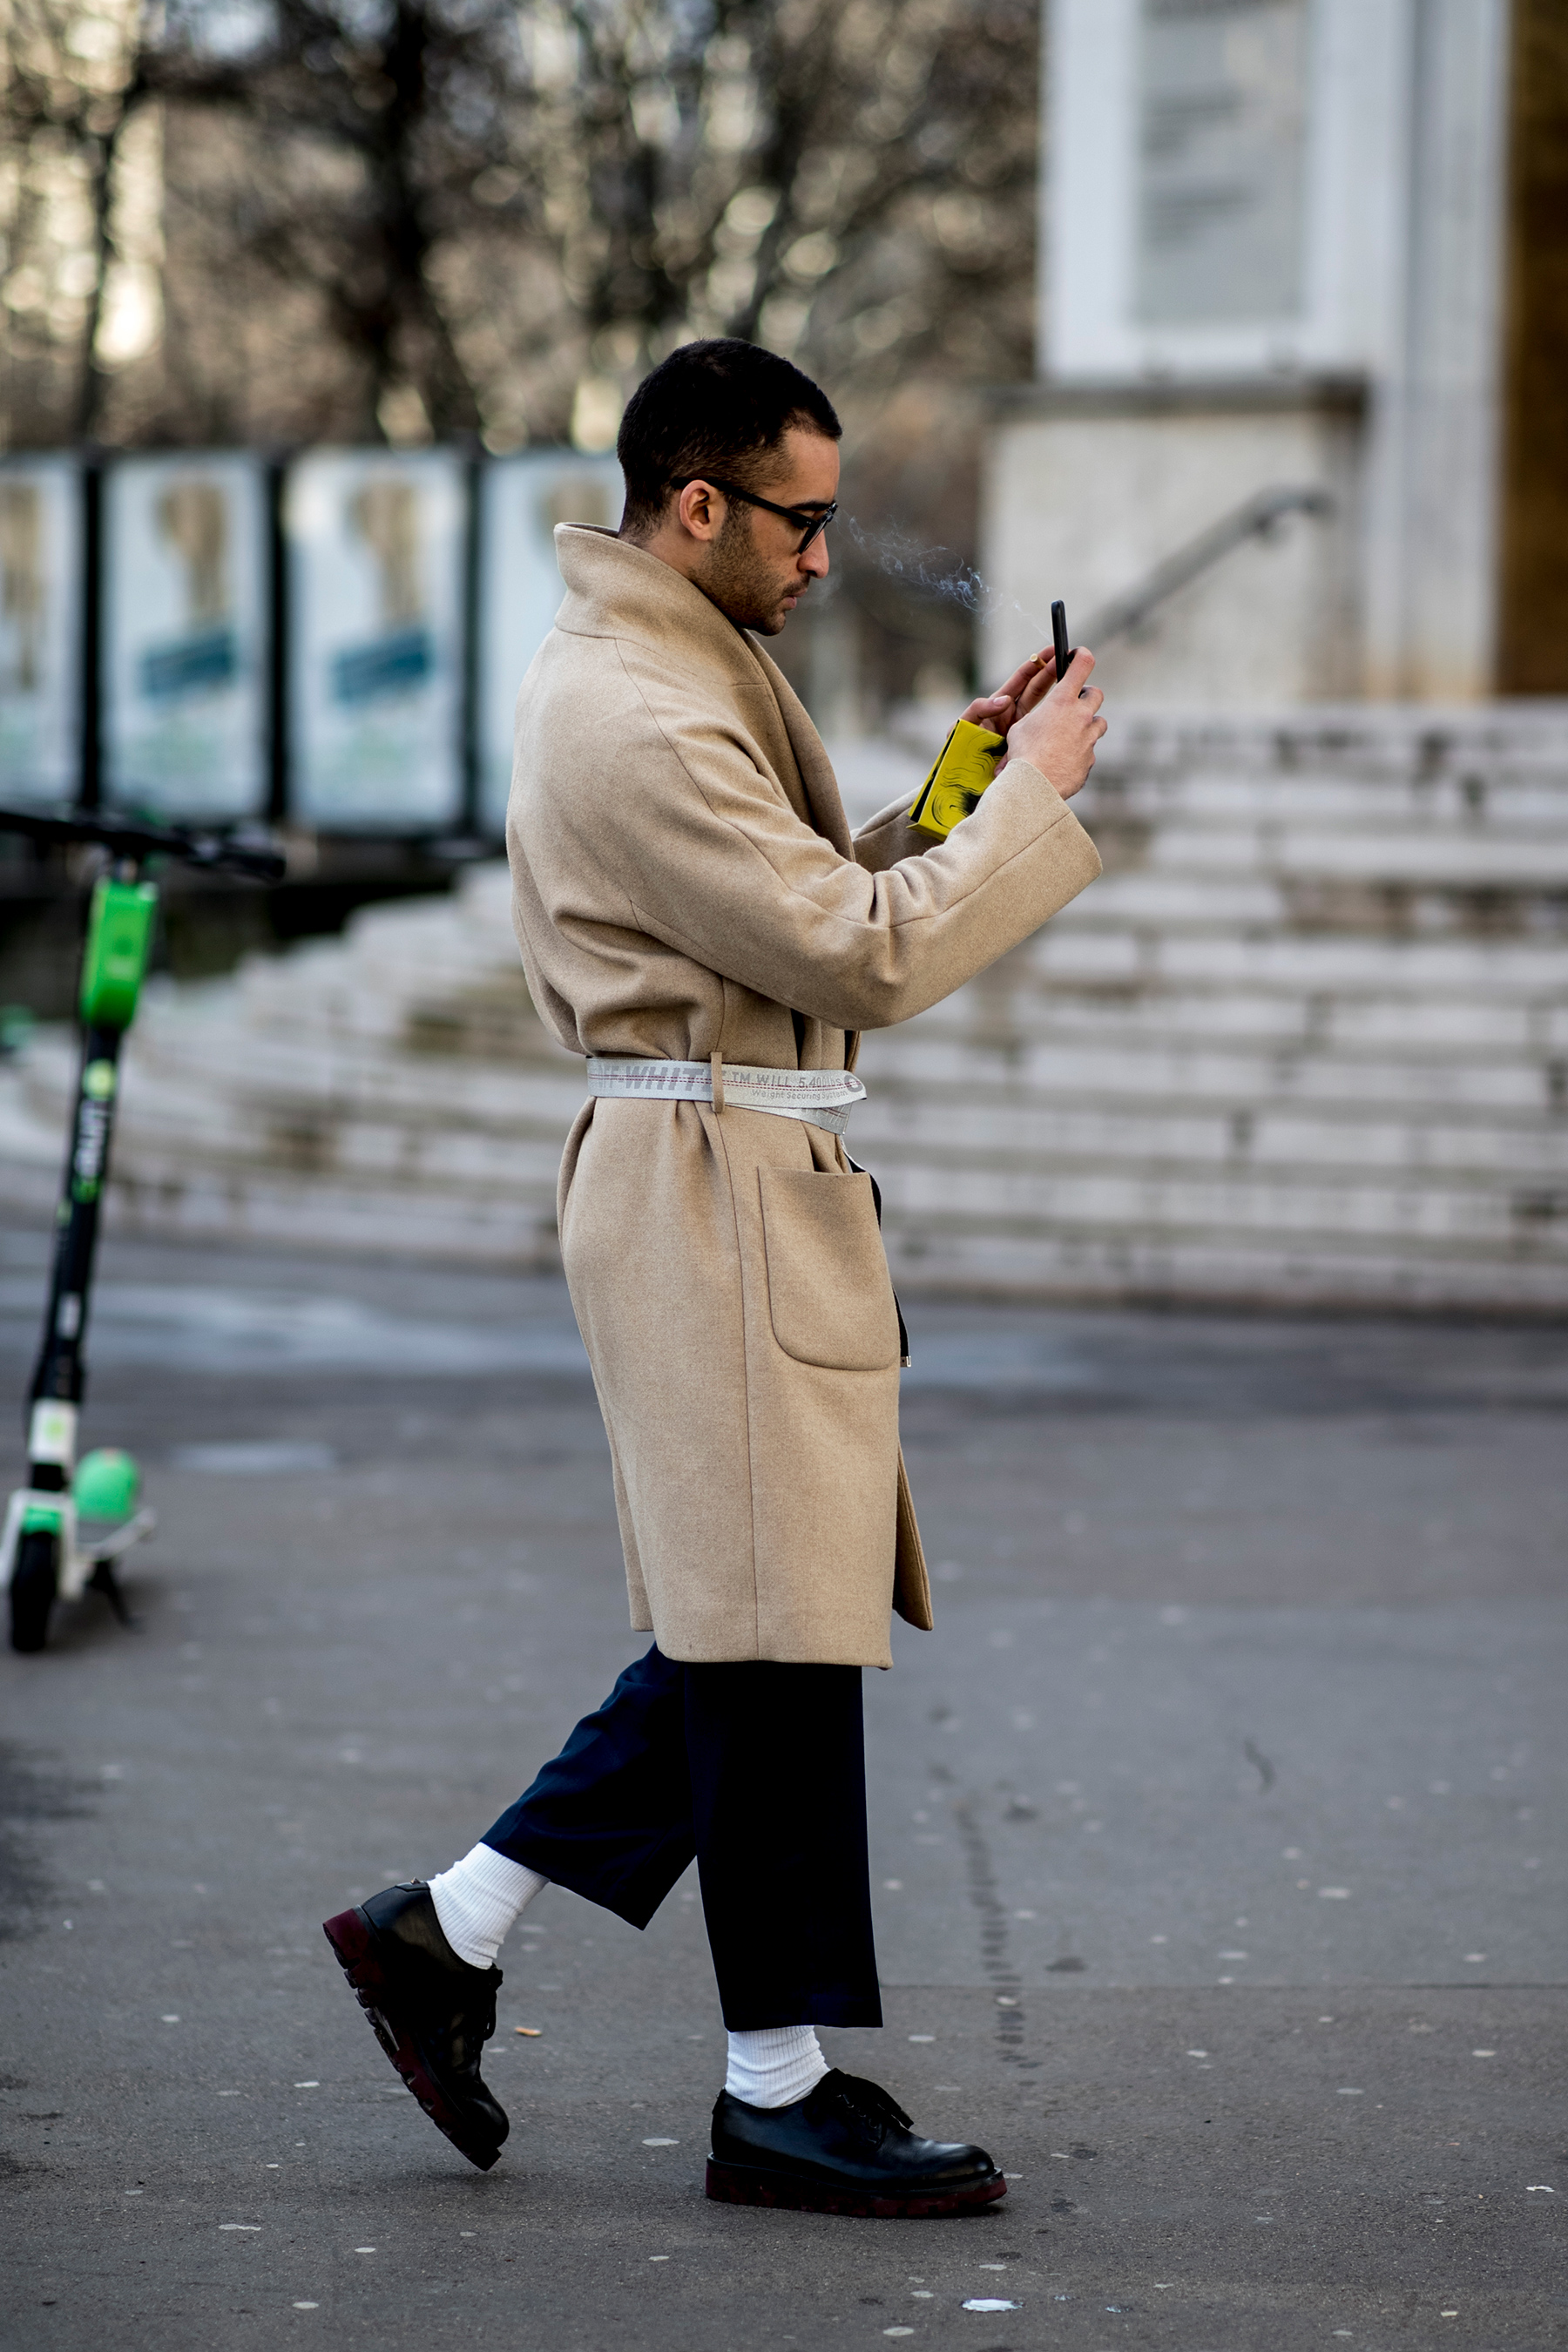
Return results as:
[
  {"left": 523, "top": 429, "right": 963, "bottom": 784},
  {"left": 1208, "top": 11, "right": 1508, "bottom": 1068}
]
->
[{"left": 0, "top": 1222, "right": 1564, "bottom": 2349}]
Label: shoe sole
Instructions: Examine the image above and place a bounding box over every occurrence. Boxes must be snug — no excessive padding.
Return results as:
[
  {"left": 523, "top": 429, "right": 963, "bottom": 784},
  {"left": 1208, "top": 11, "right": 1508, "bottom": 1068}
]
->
[
  {"left": 322, "top": 1906, "right": 504, "bottom": 2173},
  {"left": 705, "top": 2157, "right": 1007, "bottom": 2218}
]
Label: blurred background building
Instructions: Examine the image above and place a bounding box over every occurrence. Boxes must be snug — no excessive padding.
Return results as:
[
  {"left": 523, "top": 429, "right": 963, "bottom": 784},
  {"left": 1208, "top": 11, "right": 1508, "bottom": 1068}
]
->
[
  {"left": 1, "top": 0, "right": 1565, "bottom": 1309},
  {"left": 993, "top": 0, "right": 1568, "bottom": 709}
]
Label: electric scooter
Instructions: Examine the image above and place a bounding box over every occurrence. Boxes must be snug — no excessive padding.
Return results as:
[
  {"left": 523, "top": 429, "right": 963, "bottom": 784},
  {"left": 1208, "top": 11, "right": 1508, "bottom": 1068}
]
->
[{"left": 0, "top": 807, "right": 284, "bottom": 1652}]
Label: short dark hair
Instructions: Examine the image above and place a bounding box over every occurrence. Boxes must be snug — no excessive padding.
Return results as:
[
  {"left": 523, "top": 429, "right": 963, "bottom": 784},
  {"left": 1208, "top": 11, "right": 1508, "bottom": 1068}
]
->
[{"left": 617, "top": 339, "right": 841, "bottom": 532}]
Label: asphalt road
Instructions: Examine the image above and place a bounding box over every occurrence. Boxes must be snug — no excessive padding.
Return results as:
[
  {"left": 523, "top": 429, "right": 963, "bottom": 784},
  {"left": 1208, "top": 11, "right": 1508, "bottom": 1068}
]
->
[{"left": 1, "top": 1222, "right": 1564, "bottom": 2351}]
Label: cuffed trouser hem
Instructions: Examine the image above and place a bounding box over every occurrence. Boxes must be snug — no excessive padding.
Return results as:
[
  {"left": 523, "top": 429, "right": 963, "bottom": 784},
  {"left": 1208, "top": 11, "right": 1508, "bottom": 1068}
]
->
[{"left": 718, "top": 1989, "right": 885, "bottom": 2033}]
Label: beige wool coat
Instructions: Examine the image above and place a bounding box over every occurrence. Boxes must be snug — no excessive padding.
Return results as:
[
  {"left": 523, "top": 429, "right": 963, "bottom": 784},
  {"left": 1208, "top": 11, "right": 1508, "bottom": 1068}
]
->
[{"left": 506, "top": 527, "right": 1101, "bottom": 1667}]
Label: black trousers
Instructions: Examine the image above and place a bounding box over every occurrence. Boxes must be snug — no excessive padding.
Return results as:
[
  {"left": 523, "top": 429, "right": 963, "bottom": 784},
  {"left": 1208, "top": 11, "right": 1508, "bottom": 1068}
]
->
[{"left": 481, "top": 1644, "right": 882, "bottom": 2031}]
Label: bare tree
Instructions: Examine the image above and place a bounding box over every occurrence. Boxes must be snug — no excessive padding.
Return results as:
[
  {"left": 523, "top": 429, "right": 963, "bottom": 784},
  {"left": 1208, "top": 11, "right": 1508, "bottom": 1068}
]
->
[
  {"left": 519, "top": 0, "right": 1040, "bottom": 387},
  {"left": 0, "top": 0, "right": 158, "bottom": 441},
  {"left": 2, "top": 0, "right": 1037, "bottom": 700},
  {"left": 112, "top": 0, "right": 1036, "bottom": 448},
  {"left": 135, "top": 0, "right": 517, "bottom": 438}
]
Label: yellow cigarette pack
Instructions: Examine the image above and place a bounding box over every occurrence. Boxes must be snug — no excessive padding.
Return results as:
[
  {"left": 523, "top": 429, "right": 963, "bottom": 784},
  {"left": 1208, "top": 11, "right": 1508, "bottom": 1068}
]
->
[{"left": 907, "top": 719, "right": 1007, "bottom": 841}]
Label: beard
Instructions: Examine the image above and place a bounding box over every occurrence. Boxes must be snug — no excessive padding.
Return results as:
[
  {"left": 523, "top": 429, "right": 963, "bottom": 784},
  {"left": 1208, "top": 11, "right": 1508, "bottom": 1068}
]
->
[{"left": 694, "top": 507, "right": 803, "bottom": 635}]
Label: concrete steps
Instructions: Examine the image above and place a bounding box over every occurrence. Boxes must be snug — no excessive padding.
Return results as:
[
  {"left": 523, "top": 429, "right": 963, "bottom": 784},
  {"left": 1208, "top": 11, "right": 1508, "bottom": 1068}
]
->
[
  {"left": 0, "top": 866, "right": 580, "bottom": 1263},
  {"left": 855, "top": 707, "right": 1568, "bottom": 1306},
  {"left": 0, "top": 705, "right": 1564, "bottom": 1307}
]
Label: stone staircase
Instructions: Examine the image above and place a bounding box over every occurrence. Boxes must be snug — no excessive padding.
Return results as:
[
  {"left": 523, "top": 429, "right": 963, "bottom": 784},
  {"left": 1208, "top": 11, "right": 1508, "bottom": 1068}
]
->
[
  {"left": 0, "top": 868, "right": 582, "bottom": 1264},
  {"left": 862, "top": 707, "right": 1568, "bottom": 1309},
  {"left": 1, "top": 706, "right": 1565, "bottom": 1308}
]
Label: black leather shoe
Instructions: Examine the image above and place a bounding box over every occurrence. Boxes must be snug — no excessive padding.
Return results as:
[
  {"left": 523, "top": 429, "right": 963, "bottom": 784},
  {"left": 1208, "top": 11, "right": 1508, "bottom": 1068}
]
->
[
  {"left": 706, "top": 2069, "right": 1006, "bottom": 2217},
  {"left": 323, "top": 1882, "right": 508, "bottom": 2171}
]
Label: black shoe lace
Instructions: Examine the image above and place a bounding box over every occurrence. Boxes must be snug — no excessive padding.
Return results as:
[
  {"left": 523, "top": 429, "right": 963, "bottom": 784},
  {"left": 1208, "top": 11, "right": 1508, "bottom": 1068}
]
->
[{"left": 823, "top": 2071, "right": 913, "bottom": 2135}]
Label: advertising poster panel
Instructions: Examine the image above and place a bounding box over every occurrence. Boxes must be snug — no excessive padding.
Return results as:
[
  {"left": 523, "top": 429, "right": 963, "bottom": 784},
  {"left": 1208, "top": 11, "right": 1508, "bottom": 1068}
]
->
[
  {"left": 0, "top": 456, "right": 83, "bottom": 803},
  {"left": 287, "top": 449, "right": 466, "bottom": 831},
  {"left": 477, "top": 452, "right": 622, "bottom": 834},
  {"left": 103, "top": 451, "right": 270, "bottom": 819}
]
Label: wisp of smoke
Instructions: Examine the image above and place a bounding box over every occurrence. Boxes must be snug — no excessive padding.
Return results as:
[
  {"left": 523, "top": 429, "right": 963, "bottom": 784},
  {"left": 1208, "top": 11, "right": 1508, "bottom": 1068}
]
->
[{"left": 846, "top": 517, "right": 1051, "bottom": 645}]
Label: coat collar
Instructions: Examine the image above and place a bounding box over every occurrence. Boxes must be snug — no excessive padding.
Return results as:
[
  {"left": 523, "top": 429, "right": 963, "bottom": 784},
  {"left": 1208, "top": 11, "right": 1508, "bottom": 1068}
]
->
[{"left": 554, "top": 526, "right": 852, "bottom": 857}]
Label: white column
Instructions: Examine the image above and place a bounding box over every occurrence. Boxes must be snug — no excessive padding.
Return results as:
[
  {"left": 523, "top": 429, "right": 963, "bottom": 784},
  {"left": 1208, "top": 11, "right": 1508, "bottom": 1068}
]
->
[{"left": 1361, "top": 0, "right": 1513, "bottom": 699}]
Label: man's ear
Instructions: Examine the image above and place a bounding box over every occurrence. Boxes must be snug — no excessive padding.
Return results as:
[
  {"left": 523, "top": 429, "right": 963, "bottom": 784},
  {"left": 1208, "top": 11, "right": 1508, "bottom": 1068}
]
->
[{"left": 676, "top": 480, "right": 721, "bottom": 542}]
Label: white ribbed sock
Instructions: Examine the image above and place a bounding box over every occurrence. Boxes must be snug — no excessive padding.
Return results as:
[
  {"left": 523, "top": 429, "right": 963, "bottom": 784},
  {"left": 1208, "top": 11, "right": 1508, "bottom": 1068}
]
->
[
  {"left": 725, "top": 2025, "right": 829, "bottom": 2109},
  {"left": 428, "top": 1843, "right": 547, "bottom": 1970}
]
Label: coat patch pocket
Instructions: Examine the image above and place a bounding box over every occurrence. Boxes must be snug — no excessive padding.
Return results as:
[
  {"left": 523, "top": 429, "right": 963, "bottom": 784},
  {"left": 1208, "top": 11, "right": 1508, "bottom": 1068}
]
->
[{"left": 757, "top": 1166, "right": 902, "bottom": 1372}]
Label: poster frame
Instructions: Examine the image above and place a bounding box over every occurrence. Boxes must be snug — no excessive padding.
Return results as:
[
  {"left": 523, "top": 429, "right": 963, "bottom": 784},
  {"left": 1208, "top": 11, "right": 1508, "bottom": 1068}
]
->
[
  {"left": 283, "top": 444, "right": 475, "bottom": 838},
  {"left": 0, "top": 452, "right": 89, "bottom": 809},
  {"left": 474, "top": 448, "right": 624, "bottom": 840},
  {"left": 99, "top": 448, "right": 274, "bottom": 824}
]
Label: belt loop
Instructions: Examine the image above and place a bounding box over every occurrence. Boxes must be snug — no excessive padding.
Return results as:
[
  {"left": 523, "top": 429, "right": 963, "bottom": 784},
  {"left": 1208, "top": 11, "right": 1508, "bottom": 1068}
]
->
[{"left": 709, "top": 1050, "right": 725, "bottom": 1115}]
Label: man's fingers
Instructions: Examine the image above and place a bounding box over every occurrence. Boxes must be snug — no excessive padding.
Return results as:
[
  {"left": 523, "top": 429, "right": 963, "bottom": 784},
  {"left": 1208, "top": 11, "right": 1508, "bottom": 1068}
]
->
[
  {"left": 993, "top": 652, "right": 1049, "bottom": 706},
  {"left": 999, "top": 635, "right": 1106, "bottom": 796},
  {"left": 1052, "top": 645, "right": 1096, "bottom": 695}
]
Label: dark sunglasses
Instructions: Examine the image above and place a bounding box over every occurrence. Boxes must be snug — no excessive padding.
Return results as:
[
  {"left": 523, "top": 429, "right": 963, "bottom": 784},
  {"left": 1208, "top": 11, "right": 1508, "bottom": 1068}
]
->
[{"left": 674, "top": 476, "right": 837, "bottom": 554}]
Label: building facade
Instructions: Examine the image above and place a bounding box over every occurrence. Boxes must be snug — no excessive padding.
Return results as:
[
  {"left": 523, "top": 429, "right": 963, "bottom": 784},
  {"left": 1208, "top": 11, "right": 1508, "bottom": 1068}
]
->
[{"left": 985, "top": 0, "right": 1568, "bottom": 706}]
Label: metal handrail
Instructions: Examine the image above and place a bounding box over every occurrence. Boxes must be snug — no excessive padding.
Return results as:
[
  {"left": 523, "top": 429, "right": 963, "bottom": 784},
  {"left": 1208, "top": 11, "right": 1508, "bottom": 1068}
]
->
[{"left": 1078, "top": 484, "right": 1333, "bottom": 647}]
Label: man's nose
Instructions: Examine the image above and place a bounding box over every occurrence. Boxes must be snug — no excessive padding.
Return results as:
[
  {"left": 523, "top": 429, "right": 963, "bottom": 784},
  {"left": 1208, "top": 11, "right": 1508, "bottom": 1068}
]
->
[{"left": 800, "top": 537, "right": 830, "bottom": 580}]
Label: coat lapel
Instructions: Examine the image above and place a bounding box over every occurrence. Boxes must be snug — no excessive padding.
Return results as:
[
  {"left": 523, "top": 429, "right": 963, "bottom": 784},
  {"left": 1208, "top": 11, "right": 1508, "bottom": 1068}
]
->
[{"left": 747, "top": 641, "right": 854, "bottom": 859}]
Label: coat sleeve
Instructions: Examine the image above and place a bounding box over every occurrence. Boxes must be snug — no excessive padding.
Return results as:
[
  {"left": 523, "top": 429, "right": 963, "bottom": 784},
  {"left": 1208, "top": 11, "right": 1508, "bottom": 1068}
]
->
[
  {"left": 553, "top": 669, "right": 1102, "bottom": 1034},
  {"left": 853, "top": 794, "right": 936, "bottom": 875}
]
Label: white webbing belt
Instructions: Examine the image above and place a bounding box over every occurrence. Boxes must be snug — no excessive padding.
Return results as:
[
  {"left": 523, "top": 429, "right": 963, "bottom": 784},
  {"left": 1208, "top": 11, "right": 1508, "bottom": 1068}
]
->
[{"left": 586, "top": 1055, "right": 866, "bottom": 1139}]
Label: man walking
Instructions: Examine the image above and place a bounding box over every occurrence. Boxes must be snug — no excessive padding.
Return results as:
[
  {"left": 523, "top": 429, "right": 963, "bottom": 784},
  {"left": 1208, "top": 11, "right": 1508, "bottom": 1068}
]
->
[{"left": 325, "top": 339, "right": 1105, "bottom": 2216}]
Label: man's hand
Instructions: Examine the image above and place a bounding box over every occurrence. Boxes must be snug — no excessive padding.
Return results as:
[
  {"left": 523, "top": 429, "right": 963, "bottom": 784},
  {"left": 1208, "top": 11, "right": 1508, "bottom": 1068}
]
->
[
  {"left": 998, "top": 647, "right": 1105, "bottom": 800},
  {"left": 959, "top": 650, "right": 1054, "bottom": 740}
]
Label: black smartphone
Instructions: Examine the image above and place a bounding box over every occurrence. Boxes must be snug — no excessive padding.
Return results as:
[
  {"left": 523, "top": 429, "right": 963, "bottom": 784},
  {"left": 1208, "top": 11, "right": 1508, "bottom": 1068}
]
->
[{"left": 1051, "top": 598, "right": 1073, "bottom": 686}]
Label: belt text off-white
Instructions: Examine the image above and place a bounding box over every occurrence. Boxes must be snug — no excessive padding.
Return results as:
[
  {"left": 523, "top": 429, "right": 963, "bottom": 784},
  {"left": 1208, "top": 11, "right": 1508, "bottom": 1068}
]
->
[{"left": 585, "top": 1054, "right": 866, "bottom": 1139}]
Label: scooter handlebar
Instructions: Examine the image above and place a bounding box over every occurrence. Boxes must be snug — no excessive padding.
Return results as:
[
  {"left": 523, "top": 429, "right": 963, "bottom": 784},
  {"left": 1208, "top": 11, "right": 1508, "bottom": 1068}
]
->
[{"left": 0, "top": 805, "right": 287, "bottom": 882}]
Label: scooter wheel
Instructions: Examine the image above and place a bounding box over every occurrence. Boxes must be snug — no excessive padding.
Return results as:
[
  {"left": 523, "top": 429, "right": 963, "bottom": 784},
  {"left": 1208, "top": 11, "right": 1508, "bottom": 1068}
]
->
[{"left": 9, "top": 1528, "right": 59, "bottom": 1653}]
